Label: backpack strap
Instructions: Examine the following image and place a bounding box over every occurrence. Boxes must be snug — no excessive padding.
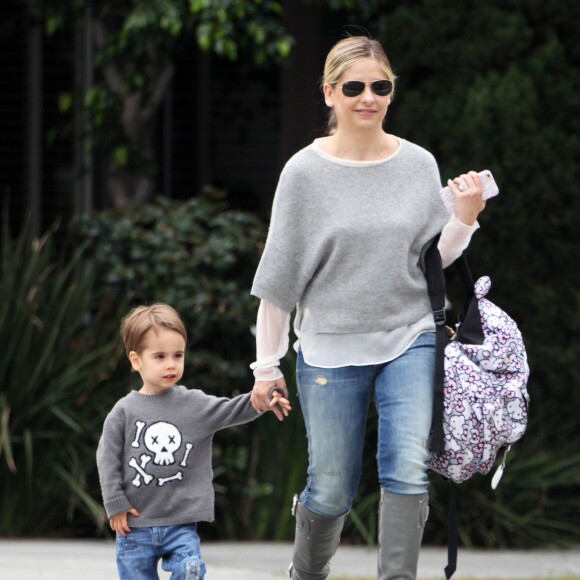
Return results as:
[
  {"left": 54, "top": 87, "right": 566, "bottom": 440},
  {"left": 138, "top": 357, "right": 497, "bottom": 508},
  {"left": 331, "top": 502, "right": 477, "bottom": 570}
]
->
[
  {"left": 424, "top": 237, "right": 448, "bottom": 454},
  {"left": 425, "top": 240, "right": 483, "bottom": 449},
  {"left": 453, "top": 258, "right": 485, "bottom": 346},
  {"left": 444, "top": 485, "right": 458, "bottom": 579}
]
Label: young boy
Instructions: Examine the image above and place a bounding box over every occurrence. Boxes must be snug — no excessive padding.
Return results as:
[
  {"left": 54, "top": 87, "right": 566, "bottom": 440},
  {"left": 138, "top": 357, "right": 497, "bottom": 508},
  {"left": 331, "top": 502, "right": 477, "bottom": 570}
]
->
[{"left": 97, "top": 303, "right": 290, "bottom": 579}]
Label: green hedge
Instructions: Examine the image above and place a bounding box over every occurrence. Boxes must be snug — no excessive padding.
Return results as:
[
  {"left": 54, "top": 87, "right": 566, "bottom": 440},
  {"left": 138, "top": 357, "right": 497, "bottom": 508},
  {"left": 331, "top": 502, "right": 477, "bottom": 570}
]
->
[{"left": 72, "top": 194, "right": 265, "bottom": 395}]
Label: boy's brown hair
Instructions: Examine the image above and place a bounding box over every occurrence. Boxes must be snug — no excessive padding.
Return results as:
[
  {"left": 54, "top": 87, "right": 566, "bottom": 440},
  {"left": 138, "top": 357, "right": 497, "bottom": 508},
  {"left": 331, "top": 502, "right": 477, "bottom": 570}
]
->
[{"left": 120, "top": 303, "right": 187, "bottom": 356}]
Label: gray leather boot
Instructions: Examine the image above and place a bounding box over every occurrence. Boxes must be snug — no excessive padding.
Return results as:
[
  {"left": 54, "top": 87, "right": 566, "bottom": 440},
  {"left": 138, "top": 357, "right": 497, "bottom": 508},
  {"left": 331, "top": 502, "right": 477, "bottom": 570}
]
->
[
  {"left": 289, "top": 499, "right": 348, "bottom": 580},
  {"left": 377, "top": 489, "right": 429, "bottom": 580}
]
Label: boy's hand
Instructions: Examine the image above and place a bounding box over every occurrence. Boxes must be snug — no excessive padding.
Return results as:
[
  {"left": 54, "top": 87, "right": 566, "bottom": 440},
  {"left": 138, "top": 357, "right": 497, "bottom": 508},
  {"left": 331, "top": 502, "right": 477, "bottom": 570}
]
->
[
  {"left": 109, "top": 507, "right": 139, "bottom": 537},
  {"left": 268, "top": 386, "right": 292, "bottom": 420}
]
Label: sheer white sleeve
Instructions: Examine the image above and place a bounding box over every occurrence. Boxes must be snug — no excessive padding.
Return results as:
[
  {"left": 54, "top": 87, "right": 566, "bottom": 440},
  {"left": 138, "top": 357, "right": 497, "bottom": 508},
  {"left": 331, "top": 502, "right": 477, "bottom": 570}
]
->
[
  {"left": 250, "top": 299, "right": 290, "bottom": 381},
  {"left": 438, "top": 214, "right": 480, "bottom": 268}
]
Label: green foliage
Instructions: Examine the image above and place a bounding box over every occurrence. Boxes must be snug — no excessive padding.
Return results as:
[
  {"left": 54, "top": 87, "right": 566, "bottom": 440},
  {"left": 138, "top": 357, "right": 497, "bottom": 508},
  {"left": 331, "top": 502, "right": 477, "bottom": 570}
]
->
[
  {"left": 0, "top": 220, "right": 121, "bottom": 536},
  {"left": 426, "top": 444, "right": 580, "bottom": 549},
  {"left": 190, "top": 0, "right": 293, "bottom": 63},
  {"left": 44, "top": 0, "right": 295, "bottom": 204},
  {"left": 71, "top": 193, "right": 264, "bottom": 394}
]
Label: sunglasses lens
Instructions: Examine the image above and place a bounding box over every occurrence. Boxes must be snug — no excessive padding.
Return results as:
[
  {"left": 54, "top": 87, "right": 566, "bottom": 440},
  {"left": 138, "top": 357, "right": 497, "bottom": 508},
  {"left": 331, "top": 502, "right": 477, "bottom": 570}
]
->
[
  {"left": 372, "top": 80, "right": 393, "bottom": 96},
  {"left": 341, "top": 81, "right": 365, "bottom": 97},
  {"left": 341, "top": 80, "right": 393, "bottom": 97}
]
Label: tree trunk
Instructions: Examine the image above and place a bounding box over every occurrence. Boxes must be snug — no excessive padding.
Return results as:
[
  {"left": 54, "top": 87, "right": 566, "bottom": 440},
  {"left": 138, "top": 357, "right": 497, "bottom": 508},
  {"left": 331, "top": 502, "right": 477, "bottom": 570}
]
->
[{"left": 93, "top": 15, "right": 175, "bottom": 207}]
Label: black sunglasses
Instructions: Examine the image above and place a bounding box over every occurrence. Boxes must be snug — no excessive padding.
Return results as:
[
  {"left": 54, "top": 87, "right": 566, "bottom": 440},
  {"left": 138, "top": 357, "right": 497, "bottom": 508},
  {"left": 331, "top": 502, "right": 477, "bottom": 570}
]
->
[{"left": 337, "top": 80, "right": 393, "bottom": 97}]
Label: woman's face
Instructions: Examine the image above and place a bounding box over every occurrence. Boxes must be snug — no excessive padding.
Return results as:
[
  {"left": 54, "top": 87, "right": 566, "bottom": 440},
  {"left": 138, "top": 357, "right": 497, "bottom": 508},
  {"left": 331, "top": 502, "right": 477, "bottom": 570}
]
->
[{"left": 324, "top": 58, "right": 392, "bottom": 135}]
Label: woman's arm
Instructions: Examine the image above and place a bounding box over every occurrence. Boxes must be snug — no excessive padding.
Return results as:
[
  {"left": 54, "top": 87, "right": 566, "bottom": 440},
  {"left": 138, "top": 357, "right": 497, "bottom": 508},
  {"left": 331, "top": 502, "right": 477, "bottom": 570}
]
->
[
  {"left": 251, "top": 299, "right": 290, "bottom": 380},
  {"left": 250, "top": 299, "right": 291, "bottom": 417},
  {"left": 438, "top": 214, "right": 479, "bottom": 268}
]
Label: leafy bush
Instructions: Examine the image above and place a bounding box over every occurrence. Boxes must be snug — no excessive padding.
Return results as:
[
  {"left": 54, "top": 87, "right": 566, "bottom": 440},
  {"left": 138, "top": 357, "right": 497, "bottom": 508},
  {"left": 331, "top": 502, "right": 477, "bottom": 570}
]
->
[
  {"left": 0, "top": 220, "right": 121, "bottom": 536},
  {"left": 72, "top": 193, "right": 265, "bottom": 395}
]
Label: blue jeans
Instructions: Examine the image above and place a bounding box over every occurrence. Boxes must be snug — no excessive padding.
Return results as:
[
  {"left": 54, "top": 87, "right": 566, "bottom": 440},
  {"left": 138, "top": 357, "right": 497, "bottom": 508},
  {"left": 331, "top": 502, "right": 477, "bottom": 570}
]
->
[
  {"left": 296, "top": 332, "right": 435, "bottom": 517},
  {"left": 116, "top": 523, "right": 206, "bottom": 580}
]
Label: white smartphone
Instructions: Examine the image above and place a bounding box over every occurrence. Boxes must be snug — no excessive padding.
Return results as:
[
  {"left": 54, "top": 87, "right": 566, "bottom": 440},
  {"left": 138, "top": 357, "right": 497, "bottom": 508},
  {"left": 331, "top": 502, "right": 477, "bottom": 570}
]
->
[{"left": 440, "top": 169, "right": 499, "bottom": 213}]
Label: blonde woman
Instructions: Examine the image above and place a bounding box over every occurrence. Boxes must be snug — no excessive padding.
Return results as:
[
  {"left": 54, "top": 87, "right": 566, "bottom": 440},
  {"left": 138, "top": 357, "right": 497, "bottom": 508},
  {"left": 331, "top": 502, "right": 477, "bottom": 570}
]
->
[{"left": 250, "top": 36, "right": 486, "bottom": 579}]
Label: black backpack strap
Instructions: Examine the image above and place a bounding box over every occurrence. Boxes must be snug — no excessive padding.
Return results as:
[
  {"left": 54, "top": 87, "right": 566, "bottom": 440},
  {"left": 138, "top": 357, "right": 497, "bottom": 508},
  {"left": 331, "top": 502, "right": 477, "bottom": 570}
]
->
[
  {"left": 424, "top": 237, "right": 447, "bottom": 454},
  {"left": 444, "top": 485, "right": 458, "bottom": 579},
  {"left": 453, "top": 256, "right": 485, "bottom": 346}
]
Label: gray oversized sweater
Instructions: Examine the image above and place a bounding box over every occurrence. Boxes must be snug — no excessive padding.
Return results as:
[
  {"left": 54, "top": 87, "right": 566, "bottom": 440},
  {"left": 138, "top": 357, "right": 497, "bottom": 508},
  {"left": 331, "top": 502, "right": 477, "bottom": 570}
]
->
[
  {"left": 96, "top": 385, "right": 258, "bottom": 527},
  {"left": 251, "top": 139, "right": 450, "bottom": 333}
]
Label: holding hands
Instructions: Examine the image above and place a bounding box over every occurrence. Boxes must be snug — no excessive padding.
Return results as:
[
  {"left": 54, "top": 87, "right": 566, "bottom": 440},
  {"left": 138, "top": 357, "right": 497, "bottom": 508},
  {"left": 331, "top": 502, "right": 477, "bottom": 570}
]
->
[{"left": 251, "top": 378, "right": 291, "bottom": 421}]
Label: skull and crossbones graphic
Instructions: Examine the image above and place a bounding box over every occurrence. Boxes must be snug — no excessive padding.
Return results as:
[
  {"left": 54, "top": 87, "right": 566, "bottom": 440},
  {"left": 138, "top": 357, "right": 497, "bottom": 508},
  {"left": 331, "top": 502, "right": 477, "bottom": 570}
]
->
[
  {"left": 128, "top": 420, "right": 193, "bottom": 487},
  {"left": 144, "top": 421, "right": 182, "bottom": 466}
]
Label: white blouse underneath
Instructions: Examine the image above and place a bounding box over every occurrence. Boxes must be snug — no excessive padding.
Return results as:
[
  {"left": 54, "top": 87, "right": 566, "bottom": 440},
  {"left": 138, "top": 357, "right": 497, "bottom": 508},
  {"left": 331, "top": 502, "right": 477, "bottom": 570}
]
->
[{"left": 251, "top": 213, "right": 479, "bottom": 382}]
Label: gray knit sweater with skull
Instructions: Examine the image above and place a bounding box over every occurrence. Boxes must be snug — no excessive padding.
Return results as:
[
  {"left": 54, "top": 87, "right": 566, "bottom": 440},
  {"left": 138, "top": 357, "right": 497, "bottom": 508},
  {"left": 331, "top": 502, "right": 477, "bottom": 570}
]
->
[{"left": 96, "top": 385, "right": 258, "bottom": 527}]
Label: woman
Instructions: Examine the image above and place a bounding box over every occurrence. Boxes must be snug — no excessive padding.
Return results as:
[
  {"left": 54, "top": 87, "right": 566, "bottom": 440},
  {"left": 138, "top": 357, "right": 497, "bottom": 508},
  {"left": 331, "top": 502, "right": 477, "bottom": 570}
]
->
[{"left": 250, "top": 36, "right": 486, "bottom": 580}]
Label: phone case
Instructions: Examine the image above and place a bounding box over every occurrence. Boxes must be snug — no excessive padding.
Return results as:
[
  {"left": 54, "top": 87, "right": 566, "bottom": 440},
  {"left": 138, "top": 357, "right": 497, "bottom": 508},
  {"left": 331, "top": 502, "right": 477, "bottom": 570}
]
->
[{"left": 440, "top": 169, "right": 499, "bottom": 213}]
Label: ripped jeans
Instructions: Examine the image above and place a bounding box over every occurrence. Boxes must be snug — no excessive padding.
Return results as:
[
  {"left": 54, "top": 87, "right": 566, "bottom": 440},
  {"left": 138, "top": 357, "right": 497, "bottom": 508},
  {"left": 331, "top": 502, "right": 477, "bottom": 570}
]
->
[
  {"left": 116, "top": 523, "right": 205, "bottom": 580},
  {"left": 296, "top": 332, "right": 435, "bottom": 517}
]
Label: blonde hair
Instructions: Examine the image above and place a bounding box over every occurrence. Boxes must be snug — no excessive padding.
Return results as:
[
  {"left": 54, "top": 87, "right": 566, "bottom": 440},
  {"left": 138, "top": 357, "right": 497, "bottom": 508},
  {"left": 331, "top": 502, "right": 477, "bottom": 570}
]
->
[
  {"left": 322, "top": 36, "right": 396, "bottom": 135},
  {"left": 120, "top": 303, "right": 187, "bottom": 356}
]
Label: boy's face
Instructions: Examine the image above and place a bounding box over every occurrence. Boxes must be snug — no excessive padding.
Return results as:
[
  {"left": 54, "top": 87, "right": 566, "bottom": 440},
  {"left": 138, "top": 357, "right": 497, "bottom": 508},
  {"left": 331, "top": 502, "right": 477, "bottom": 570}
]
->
[{"left": 129, "top": 328, "right": 186, "bottom": 395}]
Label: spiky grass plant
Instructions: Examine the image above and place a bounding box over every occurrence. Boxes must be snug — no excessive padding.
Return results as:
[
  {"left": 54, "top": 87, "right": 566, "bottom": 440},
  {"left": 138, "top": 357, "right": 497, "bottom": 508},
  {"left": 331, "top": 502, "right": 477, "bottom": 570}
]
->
[{"left": 0, "top": 220, "right": 122, "bottom": 535}]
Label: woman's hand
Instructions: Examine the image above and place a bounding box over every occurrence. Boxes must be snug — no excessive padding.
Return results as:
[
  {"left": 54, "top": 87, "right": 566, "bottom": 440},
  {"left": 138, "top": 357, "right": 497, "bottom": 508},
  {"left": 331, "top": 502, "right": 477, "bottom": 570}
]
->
[
  {"left": 447, "top": 170, "right": 486, "bottom": 225},
  {"left": 251, "top": 377, "right": 289, "bottom": 421}
]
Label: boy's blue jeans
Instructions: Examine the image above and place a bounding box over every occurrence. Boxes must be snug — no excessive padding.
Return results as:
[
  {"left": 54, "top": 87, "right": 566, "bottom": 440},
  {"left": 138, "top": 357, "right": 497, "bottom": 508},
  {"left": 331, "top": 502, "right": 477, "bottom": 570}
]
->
[
  {"left": 116, "top": 523, "right": 205, "bottom": 579},
  {"left": 296, "top": 332, "right": 435, "bottom": 517}
]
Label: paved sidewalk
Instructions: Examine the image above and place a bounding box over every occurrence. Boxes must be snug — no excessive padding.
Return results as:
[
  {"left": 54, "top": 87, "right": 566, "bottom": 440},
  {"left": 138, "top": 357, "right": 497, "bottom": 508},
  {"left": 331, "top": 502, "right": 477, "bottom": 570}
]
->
[{"left": 1, "top": 539, "right": 580, "bottom": 579}]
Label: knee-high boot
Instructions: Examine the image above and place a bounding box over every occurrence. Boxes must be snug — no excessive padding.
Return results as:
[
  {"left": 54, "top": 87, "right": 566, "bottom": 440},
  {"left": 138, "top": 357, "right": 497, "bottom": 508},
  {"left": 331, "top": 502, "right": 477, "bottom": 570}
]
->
[
  {"left": 377, "top": 489, "right": 429, "bottom": 580},
  {"left": 289, "top": 500, "right": 348, "bottom": 580}
]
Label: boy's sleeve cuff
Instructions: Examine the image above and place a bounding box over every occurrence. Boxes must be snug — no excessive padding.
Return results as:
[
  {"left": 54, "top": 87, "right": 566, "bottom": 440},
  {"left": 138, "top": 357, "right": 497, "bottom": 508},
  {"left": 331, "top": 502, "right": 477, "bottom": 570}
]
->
[{"left": 104, "top": 495, "right": 133, "bottom": 518}]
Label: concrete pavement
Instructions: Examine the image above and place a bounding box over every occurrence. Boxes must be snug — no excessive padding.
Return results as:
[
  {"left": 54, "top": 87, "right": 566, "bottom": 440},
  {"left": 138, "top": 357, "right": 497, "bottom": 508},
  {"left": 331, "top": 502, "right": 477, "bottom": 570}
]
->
[{"left": 1, "top": 539, "right": 580, "bottom": 579}]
